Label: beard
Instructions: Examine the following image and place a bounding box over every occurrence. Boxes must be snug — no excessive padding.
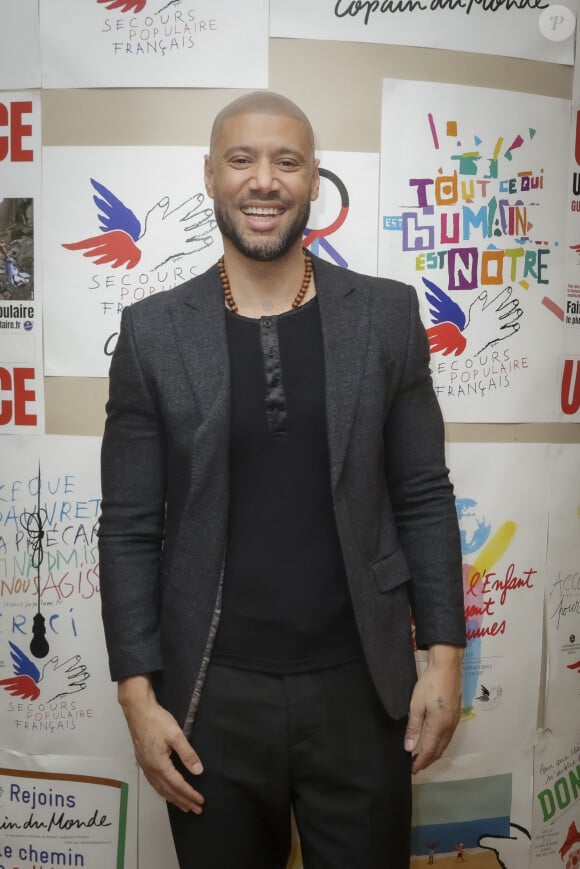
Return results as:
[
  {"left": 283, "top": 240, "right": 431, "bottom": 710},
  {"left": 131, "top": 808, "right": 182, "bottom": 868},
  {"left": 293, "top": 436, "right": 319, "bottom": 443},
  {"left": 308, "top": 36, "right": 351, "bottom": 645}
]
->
[{"left": 213, "top": 196, "right": 311, "bottom": 262}]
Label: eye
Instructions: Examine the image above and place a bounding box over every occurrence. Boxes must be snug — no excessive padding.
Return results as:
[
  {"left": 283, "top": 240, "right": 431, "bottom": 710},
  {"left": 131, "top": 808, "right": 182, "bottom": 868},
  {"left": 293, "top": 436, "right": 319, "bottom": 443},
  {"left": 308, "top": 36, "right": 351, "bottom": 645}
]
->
[{"left": 230, "top": 157, "right": 252, "bottom": 167}]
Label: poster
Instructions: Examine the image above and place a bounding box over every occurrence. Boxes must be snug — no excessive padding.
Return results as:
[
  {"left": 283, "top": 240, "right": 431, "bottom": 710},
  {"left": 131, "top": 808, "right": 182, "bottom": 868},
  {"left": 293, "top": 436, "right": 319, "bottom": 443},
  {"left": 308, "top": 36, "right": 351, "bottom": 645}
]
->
[
  {"left": 412, "top": 750, "right": 533, "bottom": 869},
  {"left": 0, "top": 92, "right": 43, "bottom": 434},
  {"left": 42, "top": 146, "right": 219, "bottom": 377},
  {"left": 379, "top": 80, "right": 569, "bottom": 422},
  {"left": 0, "top": 0, "right": 41, "bottom": 90},
  {"left": 436, "top": 443, "right": 549, "bottom": 757},
  {"left": 43, "top": 147, "right": 379, "bottom": 377},
  {"left": 0, "top": 435, "right": 131, "bottom": 758},
  {"left": 543, "top": 445, "right": 580, "bottom": 736},
  {"left": 533, "top": 733, "right": 580, "bottom": 869},
  {"left": 0, "top": 749, "right": 137, "bottom": 869},
  {"left": 39, "top": 0, "right": 268, "bottom": 89},
  {"left": 270, "top": 0, "right": 577, "bottom": 65},
  {"left": 562, "top": 105, "right": 580, "bottom": 419},
  {"left": 304, "top": 151, "right": 379, "bottom": 275}
]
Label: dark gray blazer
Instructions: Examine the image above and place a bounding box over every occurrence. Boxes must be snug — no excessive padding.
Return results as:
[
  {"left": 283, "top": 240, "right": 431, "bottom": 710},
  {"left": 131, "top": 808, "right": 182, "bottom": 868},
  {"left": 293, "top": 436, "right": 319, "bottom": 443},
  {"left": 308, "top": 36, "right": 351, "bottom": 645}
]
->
[{"left": 98, "top": 254, "right": 465, "bottom": 738}]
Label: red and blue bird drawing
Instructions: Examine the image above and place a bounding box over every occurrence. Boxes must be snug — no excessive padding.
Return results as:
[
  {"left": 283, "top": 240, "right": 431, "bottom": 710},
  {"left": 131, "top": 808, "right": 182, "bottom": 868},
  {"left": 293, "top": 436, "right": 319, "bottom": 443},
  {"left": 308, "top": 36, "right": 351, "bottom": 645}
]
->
[
  {"left": 63, "top": 178, "right": 216, "bottom": 272},
  {"left": 0, "top": 641, "right": 90, "bottom": 704},
  {"left": 423, "top": 276, "right": 523, "bottom": 358}
]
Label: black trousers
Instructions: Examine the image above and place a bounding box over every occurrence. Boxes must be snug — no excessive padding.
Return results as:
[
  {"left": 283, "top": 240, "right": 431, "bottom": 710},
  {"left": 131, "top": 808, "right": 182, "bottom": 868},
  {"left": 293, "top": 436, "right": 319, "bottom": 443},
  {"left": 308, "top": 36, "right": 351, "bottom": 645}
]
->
[{"left": 167, "top": 660, "right": 411, "bottom": 869}]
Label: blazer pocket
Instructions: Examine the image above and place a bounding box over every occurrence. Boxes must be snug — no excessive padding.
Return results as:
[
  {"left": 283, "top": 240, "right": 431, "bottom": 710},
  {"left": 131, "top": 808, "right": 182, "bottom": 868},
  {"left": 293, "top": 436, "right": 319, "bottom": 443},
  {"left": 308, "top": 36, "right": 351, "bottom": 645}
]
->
[{"left": 370, "top": 547, "right": 411, "bottom": 593}]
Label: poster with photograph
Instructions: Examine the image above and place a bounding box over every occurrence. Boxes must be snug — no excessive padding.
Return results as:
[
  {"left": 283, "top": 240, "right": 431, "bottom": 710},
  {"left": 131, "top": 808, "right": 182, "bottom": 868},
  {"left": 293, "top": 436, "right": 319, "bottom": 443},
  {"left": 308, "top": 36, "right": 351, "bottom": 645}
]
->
[
  {"left": 0, "top": 0, "right": 41, "bottom": 89},
  {"left": 543, "top": 444, "right": 580, "bottom": 736},
  {"left": 379, "top": 80, "right": 569, "bottom": 422},
  {"left": 0, "top": 92, "right": 43, "bottom": 434},
  {"left": 0, "top": 749, "right": 137, "bottom": 869},
  {"left": 40, "top": 0, "right": 268, "bottom": 89},
  {"left": 532, "top": 733, "right": 579, "bottom": 869},
  {"left": 431, "top": 443, "right": 549, "bottom": 757},
  {"left": 0, "top": 435, "right": 132, "bottom": 758},
  {"left": 270, "top": 0, "right": 576, "bottom": 65}
]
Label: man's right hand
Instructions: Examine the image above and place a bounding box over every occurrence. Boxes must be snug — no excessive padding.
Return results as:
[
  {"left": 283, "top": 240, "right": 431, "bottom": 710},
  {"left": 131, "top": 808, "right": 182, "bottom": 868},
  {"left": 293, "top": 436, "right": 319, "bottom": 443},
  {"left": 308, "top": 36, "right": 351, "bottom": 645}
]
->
[{"left": 118, "top": 675, "right": 205, "bottom": 814}]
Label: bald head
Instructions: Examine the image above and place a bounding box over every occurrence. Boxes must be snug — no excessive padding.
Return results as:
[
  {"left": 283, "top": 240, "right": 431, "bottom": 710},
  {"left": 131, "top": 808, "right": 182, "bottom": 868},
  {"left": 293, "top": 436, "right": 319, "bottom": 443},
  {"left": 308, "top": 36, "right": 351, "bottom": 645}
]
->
[{"left": 210, "top": 91, "right": 315, "bottom": 156}]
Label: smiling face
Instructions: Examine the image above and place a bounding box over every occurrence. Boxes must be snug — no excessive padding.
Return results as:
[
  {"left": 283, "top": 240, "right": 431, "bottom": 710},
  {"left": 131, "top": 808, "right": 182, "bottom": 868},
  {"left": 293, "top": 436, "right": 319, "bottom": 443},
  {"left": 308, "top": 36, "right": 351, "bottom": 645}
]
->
[{"left": 204, "top": 108, "right": 319, "bottom": 262}]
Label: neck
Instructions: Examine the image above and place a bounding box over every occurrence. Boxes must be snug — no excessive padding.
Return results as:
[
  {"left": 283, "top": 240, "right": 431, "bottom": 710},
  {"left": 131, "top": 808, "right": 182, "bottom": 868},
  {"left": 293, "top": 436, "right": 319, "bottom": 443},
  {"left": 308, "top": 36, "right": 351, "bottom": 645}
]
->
[{"left": 220, "top": 243, "right": 314, "bottom": 316}]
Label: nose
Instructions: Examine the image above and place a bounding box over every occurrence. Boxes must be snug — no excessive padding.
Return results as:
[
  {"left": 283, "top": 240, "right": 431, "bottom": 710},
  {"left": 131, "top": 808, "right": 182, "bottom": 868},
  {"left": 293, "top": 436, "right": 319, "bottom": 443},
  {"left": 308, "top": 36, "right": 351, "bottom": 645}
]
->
[{"left": 250, "top": 157, "right": 278, "bottom": 193}]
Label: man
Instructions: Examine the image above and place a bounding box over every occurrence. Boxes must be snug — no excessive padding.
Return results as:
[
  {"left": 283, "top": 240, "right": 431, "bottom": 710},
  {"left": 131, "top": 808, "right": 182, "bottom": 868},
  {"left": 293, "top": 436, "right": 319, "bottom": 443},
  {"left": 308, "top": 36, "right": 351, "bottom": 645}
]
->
[{"left": 99, "top": 91, "right": 465, "bottom": 869}]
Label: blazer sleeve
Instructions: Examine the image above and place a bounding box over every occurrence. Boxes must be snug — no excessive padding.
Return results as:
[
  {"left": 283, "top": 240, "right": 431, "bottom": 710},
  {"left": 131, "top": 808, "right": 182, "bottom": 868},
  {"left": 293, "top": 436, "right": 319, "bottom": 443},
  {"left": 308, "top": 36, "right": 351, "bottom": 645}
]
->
[
  {"left": 98, "top": 305, "right": 167, "bottom": 681},
  {"left": 383, "top": 286, "right": 465, "bottom": 650}
]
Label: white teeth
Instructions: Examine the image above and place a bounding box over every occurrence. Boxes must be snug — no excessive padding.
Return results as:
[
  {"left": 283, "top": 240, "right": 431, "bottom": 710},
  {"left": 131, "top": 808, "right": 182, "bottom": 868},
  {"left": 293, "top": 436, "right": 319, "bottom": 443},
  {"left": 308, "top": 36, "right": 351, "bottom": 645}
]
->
[{"left": 242, "top": 207, "right": 282, "bottom": 216}]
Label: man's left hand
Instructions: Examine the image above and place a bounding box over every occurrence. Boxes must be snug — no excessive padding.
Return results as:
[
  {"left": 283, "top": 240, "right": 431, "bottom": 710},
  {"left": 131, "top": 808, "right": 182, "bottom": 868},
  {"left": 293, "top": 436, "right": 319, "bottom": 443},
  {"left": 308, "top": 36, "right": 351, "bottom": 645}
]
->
[{"left": 404, "top": 643, "right": 463, "bottom": 774}]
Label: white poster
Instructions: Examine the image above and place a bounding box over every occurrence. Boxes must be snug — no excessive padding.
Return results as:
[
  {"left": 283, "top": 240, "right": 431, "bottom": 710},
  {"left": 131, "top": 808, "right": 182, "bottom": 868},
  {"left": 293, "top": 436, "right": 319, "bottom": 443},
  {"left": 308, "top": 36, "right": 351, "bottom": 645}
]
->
[
  {"left": 0, "top": 92, "right": 43, "bottom": 434},
  {"left": 42, "top": 146, "right": 219, "bottom": 377},
  {"left": 0, "top": 0, "right": 41, "bottom": 89},
  {"left": 0, "top": 436, "right": 132, "bottom": 758},
  {"left": 533, "top": 733, "right": 580, "bottom": 869},
  {"left": 40, "top": 0, "right": 268, "bottom": 89},
  {"left": 270, "top": 0, "right": 577, "bottom": 65},
  {"left": 304, "top": 151, "right": 379, "bottom": 275},
  {"left": 0, "top": 750, "right": 138, "bottom": 869},
  {"left": 380, "top": 80, "right": 568, "bottom": 422},
  {"left": 543, "top": 444, "right": 580, "bottom": 736},
  {"left": 438, "top": 443, "right": 549, "bottom": 757}
]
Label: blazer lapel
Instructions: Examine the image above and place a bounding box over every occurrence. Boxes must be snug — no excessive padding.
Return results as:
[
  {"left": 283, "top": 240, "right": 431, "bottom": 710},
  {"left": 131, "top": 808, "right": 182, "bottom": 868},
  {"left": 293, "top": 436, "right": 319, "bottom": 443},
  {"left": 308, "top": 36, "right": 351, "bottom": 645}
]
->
[
  {"left": 315, "top": 259, "right": 371, "bottom": 491},
  {"left": 168, "top": 266, "right": 230, "bottom": 425}
]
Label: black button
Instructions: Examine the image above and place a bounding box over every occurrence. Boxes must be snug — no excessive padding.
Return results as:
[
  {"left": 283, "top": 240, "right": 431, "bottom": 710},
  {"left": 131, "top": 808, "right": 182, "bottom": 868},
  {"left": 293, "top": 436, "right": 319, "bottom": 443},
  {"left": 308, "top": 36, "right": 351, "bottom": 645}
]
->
[
  {"left": 268, "top": 347, "right": 276, "bottom": 357},
  {"left": 272, "top": 377, "right": 279, "bottom": 386},
  {"left": 264, "top": 319, "right": 272, "bottom": 327}
]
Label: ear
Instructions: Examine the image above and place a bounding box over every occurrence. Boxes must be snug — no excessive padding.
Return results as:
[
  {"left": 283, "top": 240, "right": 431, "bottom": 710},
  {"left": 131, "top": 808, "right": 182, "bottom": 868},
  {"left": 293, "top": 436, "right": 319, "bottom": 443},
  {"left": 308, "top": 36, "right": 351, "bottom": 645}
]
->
[
  {"left": 204, "top": 154, "right": 215, "bottom": 199},
  {"left": 310, "top": 158, "right": 320, "bottom": 202}
]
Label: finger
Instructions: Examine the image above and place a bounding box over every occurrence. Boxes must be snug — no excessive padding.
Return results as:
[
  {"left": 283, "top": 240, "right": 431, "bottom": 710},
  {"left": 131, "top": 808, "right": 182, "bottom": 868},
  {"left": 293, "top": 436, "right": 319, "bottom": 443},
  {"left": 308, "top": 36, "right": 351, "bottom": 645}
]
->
[
  {"left": 144, "top": 758, "right": 204, "bottom": 813},
  {"left": 404, "top": 706, "right": 425, "bottom": 754},
  {"left": 172, "top": 730, "right": 204, "bottom": 777}
]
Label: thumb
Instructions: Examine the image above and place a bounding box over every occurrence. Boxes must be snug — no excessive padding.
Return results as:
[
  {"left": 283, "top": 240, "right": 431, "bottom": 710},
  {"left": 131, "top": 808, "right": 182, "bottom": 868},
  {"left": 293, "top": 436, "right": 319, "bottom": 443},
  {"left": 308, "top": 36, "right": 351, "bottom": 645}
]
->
[
  {"left": 172, "top": 730, "right": 203, "bottom": 776},
  {"left": 404, "top": 706, "right": 424, "bottom": 753}
]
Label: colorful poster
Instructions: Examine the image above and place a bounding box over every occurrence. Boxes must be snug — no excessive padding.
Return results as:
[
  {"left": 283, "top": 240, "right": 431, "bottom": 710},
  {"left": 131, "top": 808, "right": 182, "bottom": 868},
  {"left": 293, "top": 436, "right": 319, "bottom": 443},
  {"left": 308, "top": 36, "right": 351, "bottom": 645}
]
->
[
  {"left": 543, "top": 444, "right": 580, "bottom": 736},
  {"left": 0, "top": 92, "right": 43, "bottom": 434},
  {"left": 0, "top": 435, "right": 131, "bottom": 758},
  {"left": 270, "top": 0, "right": 576, "bottom": 65},
  {"left": 42, "top": 147, "right": 379, "bottom": 377},
  {"left": 379, "top": 80, "right": 569, "bottom": 422},
  {"left": 562, "top": 105, "right": 580, "bottom": 420},
  {"left": 39, "top": 0, "right": 268, "bottom": 89},
  {"left": 412, "top": 750, "right": 533, "bottom": 869},
  {"left": 433, "top": 443, "right": 549, "bottom": 757},
  {"left": 0, "top": 0, "right": 41, "bottom": 89},
  {"left": 0, "top": 750, "right": 137, "bottom": 869},
  {"left": 533, "top": 734, "right": 580, "bottom": 869}
]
